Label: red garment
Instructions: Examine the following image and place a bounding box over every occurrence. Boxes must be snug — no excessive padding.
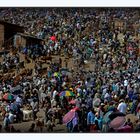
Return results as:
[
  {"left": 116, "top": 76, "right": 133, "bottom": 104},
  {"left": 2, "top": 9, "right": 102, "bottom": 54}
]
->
[{"left": 50, "top": 36, "right": 56, "bottom": 42}]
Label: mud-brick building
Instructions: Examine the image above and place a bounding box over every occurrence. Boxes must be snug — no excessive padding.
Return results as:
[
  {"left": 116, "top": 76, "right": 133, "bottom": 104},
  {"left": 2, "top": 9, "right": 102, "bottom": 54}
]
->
[
  {"left": 14, "top": 33, "right": 44, "bottom": 48},
  {"left": 0, "top": 20, "right": 24, "bottom": 48},
  {"left": 0, "top": 20, "right": 43, "bottom": 49}
]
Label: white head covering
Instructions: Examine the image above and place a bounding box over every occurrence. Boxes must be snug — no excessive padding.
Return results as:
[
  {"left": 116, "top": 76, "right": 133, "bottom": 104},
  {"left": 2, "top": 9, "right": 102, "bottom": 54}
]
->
[{"left": 124, "top": 80, "right": 128, "bottom": 86}]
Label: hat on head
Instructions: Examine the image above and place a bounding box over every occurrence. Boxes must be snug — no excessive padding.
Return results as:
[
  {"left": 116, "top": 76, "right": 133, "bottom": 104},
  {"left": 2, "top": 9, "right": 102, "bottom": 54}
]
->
[
  {"left": 3, "top": 87, "right": 7, "bottom": 92},
  {"left": 69, "top": 88, "right": 73, "bottom": 91},
  {"left": 119, "top": 99, "right": 124, "bottom": 103},
  {"left": 104, "top": 99, "right": 108, "bottom": 103},
  {"left": 101, "top": 103, "right": 105, "bottom": 106}
]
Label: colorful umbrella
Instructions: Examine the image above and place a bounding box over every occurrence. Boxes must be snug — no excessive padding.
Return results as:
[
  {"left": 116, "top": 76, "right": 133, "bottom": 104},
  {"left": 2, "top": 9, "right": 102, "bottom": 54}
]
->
[
  {"left": 109, "top": 112, "right": 125, "bottom": 120},
  {"left": 53, "top": 72, "right": 61, "bottom": 77},
  {"left": 109, "top": 116, "right": 126, "bottom": 129},
  {"left": 69, "top": 99, "right": 76, "bottom": 104},
  {"left": 103, "top": 111, "right": 113, "bottom": 123},
  {"left": 59, "top": 90, "right": 75, "bottom": 97},
  {"left": 3, "top": 93, "right": 14, "bottom": 101},
  {"left": 71, "top": 107, "right": 80, "bottom": 112},
  {"left": 125, "top": 114, "right": 138, "bottom": 124},
  {"left": 63, "top": 110, "right": 76, "bottom": 124},
  {"left": 116, "top": 125, "right": 133, "bottom": 132}
]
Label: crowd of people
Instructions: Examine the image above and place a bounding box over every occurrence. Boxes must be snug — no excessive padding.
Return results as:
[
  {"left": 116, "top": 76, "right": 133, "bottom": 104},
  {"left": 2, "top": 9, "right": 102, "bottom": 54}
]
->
[{"left": 0, "top": 8, "right": 139, "bottom": 133}]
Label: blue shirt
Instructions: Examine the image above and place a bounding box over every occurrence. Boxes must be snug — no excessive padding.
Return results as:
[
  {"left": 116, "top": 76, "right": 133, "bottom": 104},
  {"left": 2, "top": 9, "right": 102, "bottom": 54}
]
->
[
  {"left": 87, "top": 111, "right": 95, "bottom": 125},
  {"left": 95, "top": 117, "right": 103, "bottom": 130}
]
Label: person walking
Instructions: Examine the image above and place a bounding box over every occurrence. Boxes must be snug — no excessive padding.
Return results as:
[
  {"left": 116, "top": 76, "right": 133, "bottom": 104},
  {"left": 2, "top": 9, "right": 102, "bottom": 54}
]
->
[
  {"left": 87, "top": 108, "right": 95, "bottom": 132},
  {"left": 3, "top": 113, "right": 10, "bottom": 132},
  {"left": 31, "top": 98, "right": 39, "bottom": 121},
  {"left": 117, "top": 99, "right": 127, "bottom": 114}
]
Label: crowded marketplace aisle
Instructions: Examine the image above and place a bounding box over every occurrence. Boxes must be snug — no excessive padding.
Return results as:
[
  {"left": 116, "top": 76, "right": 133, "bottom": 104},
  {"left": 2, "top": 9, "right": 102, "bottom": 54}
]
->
[{"left": 0, "top": 8, "right": 139, "bottom": 132}]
